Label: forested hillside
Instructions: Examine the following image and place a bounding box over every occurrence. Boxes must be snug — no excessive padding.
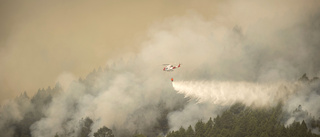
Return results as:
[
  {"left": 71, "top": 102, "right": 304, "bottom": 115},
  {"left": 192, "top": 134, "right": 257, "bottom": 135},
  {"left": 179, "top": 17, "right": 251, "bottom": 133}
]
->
[
  {"left": 166, "top": 103, "right": 320, "bottom": 137},
  {"left": 1, "top": 69, "right": 320, "bottom": 137},
  {"left": 0, "top": 68, "right": 184, "bottom": 137}
]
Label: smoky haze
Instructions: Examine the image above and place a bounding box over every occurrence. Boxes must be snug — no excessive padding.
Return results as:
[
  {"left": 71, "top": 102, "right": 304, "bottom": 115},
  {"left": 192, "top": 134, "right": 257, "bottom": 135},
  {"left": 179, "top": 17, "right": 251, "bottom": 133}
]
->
[
  {"left": 0, "top": 0, "right": 320, "bottom": 136},
  {"left": 0, "top": 0, "right": 220, "bottom": 103}
]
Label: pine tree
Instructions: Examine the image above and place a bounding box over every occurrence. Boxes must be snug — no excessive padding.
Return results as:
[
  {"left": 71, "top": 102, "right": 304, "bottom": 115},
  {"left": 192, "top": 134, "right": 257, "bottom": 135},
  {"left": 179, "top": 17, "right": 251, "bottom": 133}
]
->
[
  {"left": 195, "top": 120, "right": 205, "bottom": 137},
  {"left": 186, "top": 125, "right": 195, "bottom": 137},
  {"left": 204, "top": 118, "right": 213, "bottom": 136},
  {"left": 178, "top": 126, "right": 186, "bottom": 137}
]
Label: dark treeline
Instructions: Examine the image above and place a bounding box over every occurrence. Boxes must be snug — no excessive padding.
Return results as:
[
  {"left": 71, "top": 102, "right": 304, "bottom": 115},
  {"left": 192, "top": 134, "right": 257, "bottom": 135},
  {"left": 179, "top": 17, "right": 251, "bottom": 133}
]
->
[
  {"left": 1, "top": 84, "right": 62, "bottom": 137},
  {"left": 92, "top": 102, "right": 320, "bottom": 137},
  {"left": 54, "top": 103, "right": 320, "bottom": 137},
  {"left": 165, "top": 103, "right": 320, "bottom": 137}
]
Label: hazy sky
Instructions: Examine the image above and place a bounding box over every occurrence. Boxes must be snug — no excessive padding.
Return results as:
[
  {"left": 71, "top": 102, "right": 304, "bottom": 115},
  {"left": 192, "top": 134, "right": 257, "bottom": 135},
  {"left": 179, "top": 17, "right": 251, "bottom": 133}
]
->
[{"left": 0, "top": 0, "right": 220, "bottom": 103}]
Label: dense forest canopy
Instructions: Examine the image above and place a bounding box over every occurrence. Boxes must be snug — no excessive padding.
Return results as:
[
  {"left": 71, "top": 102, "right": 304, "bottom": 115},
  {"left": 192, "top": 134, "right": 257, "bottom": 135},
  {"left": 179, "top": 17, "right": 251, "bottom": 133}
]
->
[{"left": 167, "top": 103, "right": 320, "bottom": 137}]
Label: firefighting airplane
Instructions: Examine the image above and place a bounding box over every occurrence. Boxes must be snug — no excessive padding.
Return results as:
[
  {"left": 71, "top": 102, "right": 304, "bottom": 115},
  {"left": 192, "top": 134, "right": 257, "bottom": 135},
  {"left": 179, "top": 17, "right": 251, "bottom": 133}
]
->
[{"left": 163, "top": 63, "right": 181, "bottom": 71}]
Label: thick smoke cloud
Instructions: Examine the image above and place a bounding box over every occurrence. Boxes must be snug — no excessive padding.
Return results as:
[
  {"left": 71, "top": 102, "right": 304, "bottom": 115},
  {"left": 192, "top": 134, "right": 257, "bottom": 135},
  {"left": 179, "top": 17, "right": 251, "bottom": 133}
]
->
[
  {"left": 29, "top": 61, "right": 186, "bottom": 136},
  {"left": 0, "top": 0, "right": 320, "bottom": 136},
  {"left": 0, "top": 0, "right": 221, "bottom": 104},
  {"left": 0, "top": 93, "right": 32, "bottom": 136}
]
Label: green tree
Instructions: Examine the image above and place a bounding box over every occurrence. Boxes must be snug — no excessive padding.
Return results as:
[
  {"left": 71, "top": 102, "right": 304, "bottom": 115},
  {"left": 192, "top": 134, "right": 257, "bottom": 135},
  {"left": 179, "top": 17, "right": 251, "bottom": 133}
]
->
[
  {"left": 195, "top": 120, "right": 205, "bottom": 137},
  {"left": 93, "top": 126, "right": 114, "bottom": 137},
  {"left": 133, "top": 133, "right": 147, "bottom": 137},
  {"left": 178, "top": 126, "right": 186, "bottom": 137},
  {"left": 186, "top": 125, "right": 195, "bottom": 137},
  {"left": 79, "top": 117, "right": 93, "bottom": 137},
  {"left": 204, "top": 118, "right": 213, "bottom": 136},
  {"left": 260, "top": 132, "right": 269, "bottom": 137}
]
